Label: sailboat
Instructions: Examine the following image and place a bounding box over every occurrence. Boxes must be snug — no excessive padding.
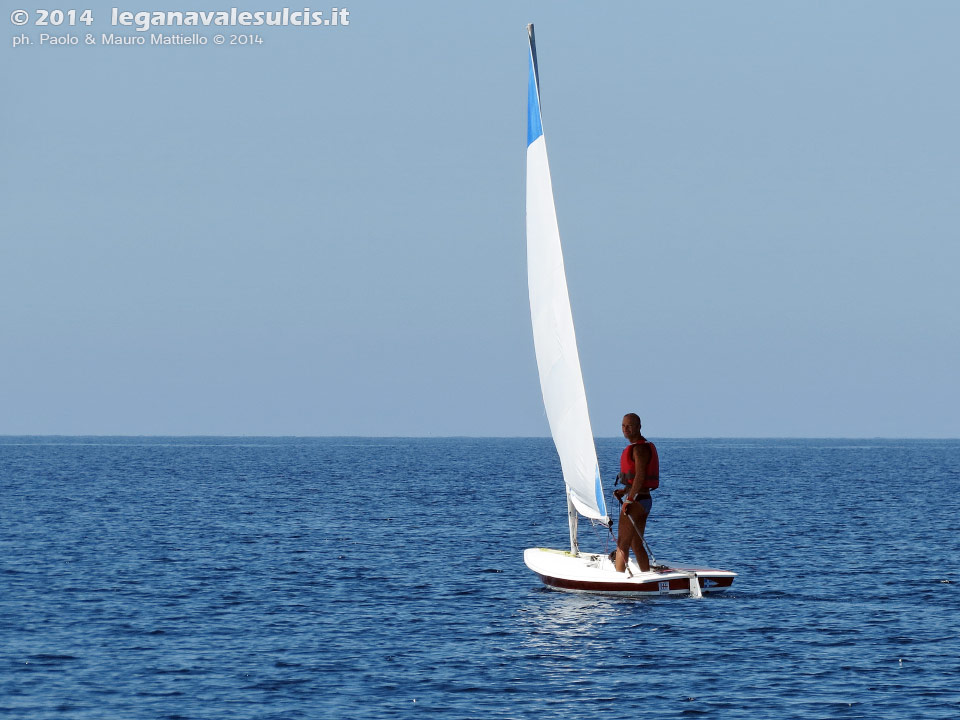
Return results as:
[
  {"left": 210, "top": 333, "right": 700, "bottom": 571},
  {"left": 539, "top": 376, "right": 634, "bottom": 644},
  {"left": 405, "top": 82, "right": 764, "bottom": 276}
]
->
[{"left": 522, "top": 24, "right": 735, "bottom": 596}]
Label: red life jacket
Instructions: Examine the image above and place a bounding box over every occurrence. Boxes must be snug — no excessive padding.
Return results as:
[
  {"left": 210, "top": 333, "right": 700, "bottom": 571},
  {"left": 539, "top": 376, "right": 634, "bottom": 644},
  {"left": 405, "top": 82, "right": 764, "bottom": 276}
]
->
[{"left": 620, "top": 437, "right": 660, "bottom": 490}]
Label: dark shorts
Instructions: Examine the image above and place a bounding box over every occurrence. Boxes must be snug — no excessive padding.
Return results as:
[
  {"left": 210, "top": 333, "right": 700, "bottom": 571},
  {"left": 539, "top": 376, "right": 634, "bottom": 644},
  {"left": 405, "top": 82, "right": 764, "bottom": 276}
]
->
[{"left": 622, "top": 496, "right": 652, "bottom": 515}]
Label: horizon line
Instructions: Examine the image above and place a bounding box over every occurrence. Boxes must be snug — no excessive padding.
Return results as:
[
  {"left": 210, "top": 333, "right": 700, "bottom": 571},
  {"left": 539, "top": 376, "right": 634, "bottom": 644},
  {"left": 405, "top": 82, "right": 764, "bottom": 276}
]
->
[{"left": 1, "top": 434, "right": 958, "bottom": 441}]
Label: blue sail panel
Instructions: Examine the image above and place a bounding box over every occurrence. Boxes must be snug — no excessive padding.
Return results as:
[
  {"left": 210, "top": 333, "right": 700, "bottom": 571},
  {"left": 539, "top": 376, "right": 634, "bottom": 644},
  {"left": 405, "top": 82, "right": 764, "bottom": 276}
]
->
[
  {"left": 527, "top": 50, "right": 543, "bottom": 147},
  {"left": 594, "top": 465, "right": 606, "bottom": 517}
]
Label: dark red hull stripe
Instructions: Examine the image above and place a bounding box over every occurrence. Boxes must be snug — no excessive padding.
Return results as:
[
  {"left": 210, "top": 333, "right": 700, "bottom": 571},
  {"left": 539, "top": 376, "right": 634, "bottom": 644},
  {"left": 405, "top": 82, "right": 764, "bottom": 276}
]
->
[{"left": 537, "top": 573, "right": 734, "bottom": 593}]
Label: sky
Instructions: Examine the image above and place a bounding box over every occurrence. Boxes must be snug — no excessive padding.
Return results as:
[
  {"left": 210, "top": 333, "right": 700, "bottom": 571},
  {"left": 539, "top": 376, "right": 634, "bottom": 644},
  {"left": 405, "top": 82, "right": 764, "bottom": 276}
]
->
[{"left": 2, "top": 1, "right": 958, "bottom": 437}]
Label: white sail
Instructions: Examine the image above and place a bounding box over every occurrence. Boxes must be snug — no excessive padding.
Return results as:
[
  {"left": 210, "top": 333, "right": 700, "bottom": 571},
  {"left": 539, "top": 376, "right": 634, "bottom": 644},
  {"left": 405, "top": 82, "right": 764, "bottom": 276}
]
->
[{"left": 525, "top": 25, "right": 608, "bottom": 525}]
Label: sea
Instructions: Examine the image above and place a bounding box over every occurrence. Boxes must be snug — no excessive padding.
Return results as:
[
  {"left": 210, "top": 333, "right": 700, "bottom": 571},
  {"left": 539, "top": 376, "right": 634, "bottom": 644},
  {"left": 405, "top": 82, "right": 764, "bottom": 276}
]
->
[{"left": 1, "top": 437, "right": 958, "bottom": 719}]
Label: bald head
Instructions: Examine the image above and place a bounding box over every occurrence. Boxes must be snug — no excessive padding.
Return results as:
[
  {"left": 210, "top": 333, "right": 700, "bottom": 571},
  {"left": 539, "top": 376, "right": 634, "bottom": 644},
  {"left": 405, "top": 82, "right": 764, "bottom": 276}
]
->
[{"left": 622, "top": 413, "right": 642, "bottom": 441}]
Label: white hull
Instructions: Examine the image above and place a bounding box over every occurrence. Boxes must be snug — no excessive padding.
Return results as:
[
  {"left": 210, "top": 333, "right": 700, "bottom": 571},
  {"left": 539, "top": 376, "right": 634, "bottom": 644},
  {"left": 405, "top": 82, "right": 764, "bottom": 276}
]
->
[{"left": 524, "top": 547, "right": 736, "bottom": 597}]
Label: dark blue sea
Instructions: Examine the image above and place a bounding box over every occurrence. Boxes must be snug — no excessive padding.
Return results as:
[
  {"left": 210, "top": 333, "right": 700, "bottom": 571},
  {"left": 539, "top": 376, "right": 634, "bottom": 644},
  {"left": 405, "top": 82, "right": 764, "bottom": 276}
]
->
[{"left": 2, "top": 437, "right": 958, "bottom": 719}]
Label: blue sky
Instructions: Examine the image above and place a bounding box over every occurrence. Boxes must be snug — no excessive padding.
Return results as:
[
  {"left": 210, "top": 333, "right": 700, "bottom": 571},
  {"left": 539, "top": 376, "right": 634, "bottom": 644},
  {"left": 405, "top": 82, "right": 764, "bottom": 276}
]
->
[{"left": 2, "top": 1, "right": 958, "bottom": 437}]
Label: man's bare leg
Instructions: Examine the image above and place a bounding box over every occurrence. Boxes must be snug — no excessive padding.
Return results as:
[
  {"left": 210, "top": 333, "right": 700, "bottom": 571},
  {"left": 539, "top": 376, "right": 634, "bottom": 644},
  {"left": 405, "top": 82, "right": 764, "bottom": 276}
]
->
[
  {"left": 615, "top": 510, "right": 634, "bottom": 573},
  {"left": 628, "top": 505, "right": 650, "bottom": 572}
]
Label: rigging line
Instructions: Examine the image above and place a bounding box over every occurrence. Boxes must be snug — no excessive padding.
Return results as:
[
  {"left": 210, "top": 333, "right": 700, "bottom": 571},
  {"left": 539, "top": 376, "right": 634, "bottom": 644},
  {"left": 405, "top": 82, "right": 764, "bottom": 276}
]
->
[{"left": 587, "top": 515, "right": 608, "bottom": 553}]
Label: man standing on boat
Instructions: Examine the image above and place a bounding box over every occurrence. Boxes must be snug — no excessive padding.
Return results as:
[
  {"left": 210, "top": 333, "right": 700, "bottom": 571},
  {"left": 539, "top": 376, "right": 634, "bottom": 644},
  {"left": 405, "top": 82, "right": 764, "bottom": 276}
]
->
[{"left": 614, "top": 413, "right": 659, "bottom": 573}]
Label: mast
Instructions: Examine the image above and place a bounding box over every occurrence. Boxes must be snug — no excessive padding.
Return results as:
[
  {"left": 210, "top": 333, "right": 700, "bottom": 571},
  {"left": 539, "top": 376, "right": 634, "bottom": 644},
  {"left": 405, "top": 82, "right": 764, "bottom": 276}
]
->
[{"left": 567, "top": 492, "right": 579, "bottom": 555}]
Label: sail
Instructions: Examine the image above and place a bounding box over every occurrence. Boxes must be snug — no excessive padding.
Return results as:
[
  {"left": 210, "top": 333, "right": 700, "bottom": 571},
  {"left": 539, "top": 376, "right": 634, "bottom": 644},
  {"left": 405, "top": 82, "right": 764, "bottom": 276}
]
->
[{"left": 525, "top": 25, "right": 608, "bottom": 524}]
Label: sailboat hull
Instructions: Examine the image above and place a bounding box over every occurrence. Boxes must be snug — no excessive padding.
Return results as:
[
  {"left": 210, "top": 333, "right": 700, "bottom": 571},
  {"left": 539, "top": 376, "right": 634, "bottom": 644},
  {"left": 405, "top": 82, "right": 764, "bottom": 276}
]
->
[{"left": 524, "top": 547, "right": 736, "bottom": 597}]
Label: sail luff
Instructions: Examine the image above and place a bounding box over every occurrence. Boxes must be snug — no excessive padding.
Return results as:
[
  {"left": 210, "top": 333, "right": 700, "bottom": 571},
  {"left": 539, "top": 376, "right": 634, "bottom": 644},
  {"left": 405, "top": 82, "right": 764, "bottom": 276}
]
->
[{"left": 525, "top": 25, "right": 609, "bottom": 526}]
